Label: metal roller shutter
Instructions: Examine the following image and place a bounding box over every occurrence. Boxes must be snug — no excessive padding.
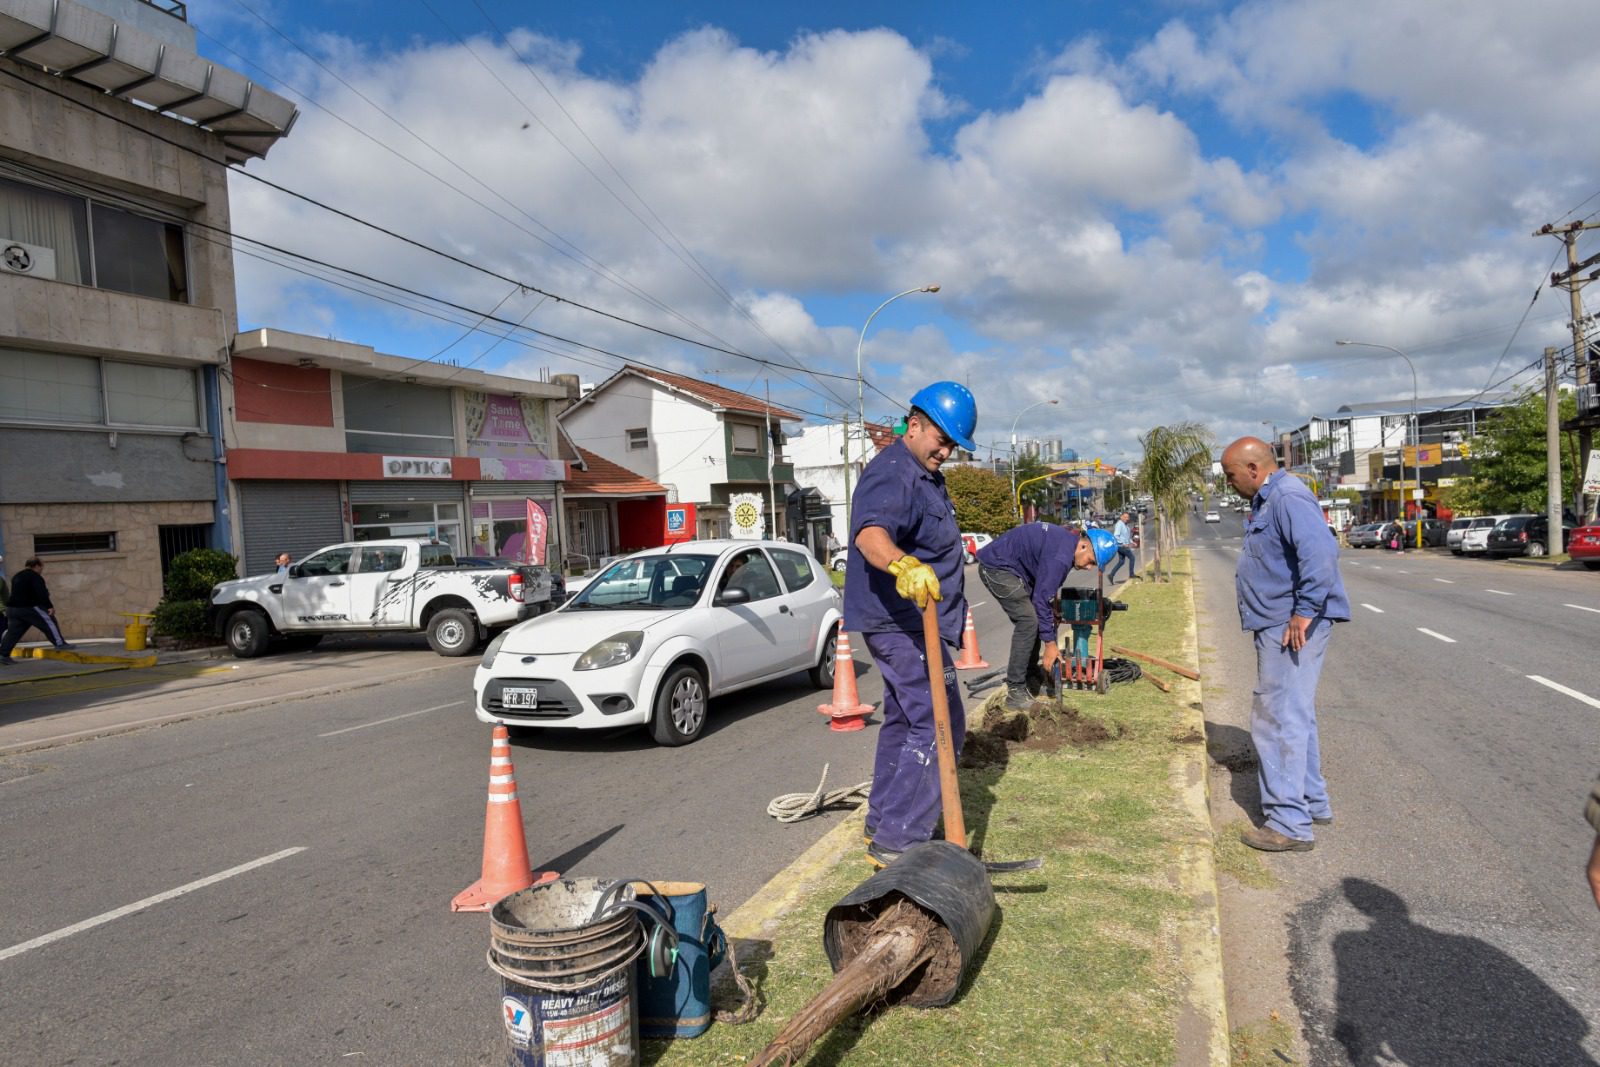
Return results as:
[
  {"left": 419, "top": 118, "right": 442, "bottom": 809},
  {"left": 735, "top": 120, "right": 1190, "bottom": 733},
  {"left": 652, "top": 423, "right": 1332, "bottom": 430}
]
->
[
  {"left": 347, "top": 481, "right": 467, "bottom": 504},
  {"left": 238, "top": 481, "right": 344, "bottom": 576},
  {"left": 470, "top": 481, "right": 557, "bottom": 499}
]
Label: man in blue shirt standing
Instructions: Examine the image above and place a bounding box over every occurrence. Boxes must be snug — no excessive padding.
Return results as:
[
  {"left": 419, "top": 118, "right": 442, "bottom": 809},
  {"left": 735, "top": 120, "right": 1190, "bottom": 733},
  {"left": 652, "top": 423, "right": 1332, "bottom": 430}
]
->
[
  {"left": 1221, "top": 437, "right": 1350, "bottom": 852},
  {"left": 1107, "top": 511, "right": 1138, "bottom": 583},
  {"left": 977, "top": 523, "right": 1105, "bottom": 709},
  {"left": 845, "top": 381, "right": 976, "bottom": 867}
]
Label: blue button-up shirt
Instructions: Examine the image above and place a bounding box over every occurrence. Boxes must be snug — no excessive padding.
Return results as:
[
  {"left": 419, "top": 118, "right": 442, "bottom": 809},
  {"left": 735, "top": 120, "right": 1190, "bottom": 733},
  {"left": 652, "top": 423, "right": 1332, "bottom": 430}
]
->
[
  {"left": 977, "top": 523, "right": 1080, "bottom": 641},
  {"left": 1237, "top": 470, "right": 1350, "bottom": 632},
  {"left": 1112, "top": 518, "right": 1132, "bottom": 546},
  {"left": 844, "top": 438, "right": 966, "bottom": 645}
]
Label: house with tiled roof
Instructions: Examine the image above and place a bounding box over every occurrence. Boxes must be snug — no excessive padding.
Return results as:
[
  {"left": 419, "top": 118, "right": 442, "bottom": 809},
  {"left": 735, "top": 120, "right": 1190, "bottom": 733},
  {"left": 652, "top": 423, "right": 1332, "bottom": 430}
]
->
[
  {"left": 558, "top": 365, "right": 800, "bottom": 540},
  {"left": 786, "top": 420, "right": 899, "bottom": 542},
  {"left": 559, "top": 445, "right": 669, "bottom": 568}
]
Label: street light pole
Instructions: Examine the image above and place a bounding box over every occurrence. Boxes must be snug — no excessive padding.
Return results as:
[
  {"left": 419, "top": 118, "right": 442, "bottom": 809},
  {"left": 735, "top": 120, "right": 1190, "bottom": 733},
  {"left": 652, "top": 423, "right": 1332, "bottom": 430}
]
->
[
  {"left": 1010, "top": 399, "right": 1060, "bottom": 519},
  {"left": 846, "top": 284, "right": 939, "bottom": 535},
  {"left": 1336, "top": 339, "right": 1422, "bottom": 547}
]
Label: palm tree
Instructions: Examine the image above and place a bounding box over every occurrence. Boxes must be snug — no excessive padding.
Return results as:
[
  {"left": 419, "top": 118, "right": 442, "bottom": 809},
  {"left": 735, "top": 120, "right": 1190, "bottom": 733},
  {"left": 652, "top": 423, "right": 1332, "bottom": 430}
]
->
[{"left": 1135, "top": 422, "right": 1215, "bottom": 582}]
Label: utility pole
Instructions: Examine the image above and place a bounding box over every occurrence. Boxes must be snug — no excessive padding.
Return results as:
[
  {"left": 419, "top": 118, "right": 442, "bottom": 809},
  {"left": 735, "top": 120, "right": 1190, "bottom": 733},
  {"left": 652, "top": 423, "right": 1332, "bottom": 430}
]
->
[
  {"left": 1546, "top": 346, "right": 1563, "bottom": 552},
  {"left": 1535, "top": 220, "right": 1600, "bottom": 520},
  {"left": 765, "top": 378, "right": 778, "bottom": 541},
  {"left": 840, "top": 413, "right": 852, "bottom": 543}
]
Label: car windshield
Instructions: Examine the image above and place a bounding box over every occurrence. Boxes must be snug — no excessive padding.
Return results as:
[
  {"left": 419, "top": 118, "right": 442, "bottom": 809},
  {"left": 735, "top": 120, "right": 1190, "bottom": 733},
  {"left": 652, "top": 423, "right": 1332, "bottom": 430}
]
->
[
  {"left": 1469, "top": 519, "right": 1497, "bottom": 530},
  {"left": 1451, "top": 519, "right": 1472, "bottom": 529},
  {"left": 1499, "top": 517, "right": 1532, "bottom": 530},
  {"left": 568, "top": 555, "right": 715, "bottom": 610}
]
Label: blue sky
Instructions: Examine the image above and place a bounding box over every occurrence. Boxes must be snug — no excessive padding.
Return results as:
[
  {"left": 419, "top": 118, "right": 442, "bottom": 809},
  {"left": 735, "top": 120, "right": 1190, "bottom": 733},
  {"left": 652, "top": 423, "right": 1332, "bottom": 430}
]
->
[{"left": 188, "top": 0, "right": 1600, "bottom": 458}]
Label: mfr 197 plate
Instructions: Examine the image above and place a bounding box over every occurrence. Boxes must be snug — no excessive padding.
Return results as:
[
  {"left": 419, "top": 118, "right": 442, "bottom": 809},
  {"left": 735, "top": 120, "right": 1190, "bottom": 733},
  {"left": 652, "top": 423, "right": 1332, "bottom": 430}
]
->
[{"left": 502, "top": 687, "right": 539, "bottom": 708}]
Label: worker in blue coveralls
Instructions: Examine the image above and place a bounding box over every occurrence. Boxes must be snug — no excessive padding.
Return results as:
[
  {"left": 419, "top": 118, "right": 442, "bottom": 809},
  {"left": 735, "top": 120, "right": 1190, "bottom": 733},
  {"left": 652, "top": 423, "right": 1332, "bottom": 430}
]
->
[
  {"left": 845, "top": 381, "right": 977, "bottom": 868},
  {"left": 977, "top": 523, "right": 1112, "bottom": 710},
  {"left": 1221, "top": 436, "right": 1350, "bottom": 852}
]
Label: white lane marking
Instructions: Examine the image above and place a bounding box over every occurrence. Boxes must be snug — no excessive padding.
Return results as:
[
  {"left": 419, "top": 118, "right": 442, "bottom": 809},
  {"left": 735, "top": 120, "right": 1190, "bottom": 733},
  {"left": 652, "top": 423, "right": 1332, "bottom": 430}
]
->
[
  {"left": 1370, "top": 564, "right": 1383, "bottom": 570},
  {"left": 1565, "top": 604, "right": 1600, "bottom": 615},
  {"left": 1416, "top": 628, "right": 1457, "bottom": 643},
  {"left": 0, "top": 847, "right": 307, "bottom": 963},
  {"left": 1484, "top": 589, "right": 1512, "bottom": 596},
  {"left": 1527, "top": 675, "right": 1600, "bottom": 710},
  {"left": 1397, "top": 569, "right": 1409, "bottom": 574},
  {"left": 319, "top": 701, "right": 464, "bottom": 738},
  {"left": 1433, "top": 578, "right": 1454, "bottom": 584},
  {"left": 1361, "top": 603, "right": 1385, "bottom": 613}
]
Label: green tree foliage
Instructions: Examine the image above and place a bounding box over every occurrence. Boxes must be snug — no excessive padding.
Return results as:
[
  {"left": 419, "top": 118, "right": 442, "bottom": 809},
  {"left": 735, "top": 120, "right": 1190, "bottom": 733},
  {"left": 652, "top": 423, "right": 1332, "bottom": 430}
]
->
[
  {"left": 945, "top": 465, "right": 1020, "bottom": 535},
  {"left": 1449, "top": 389, "right": 1577, "bottom": 514},
  {"left": 1011, "top": 453, "right": 1054, "bottom": 511},
  {"left": 155, "top": 548, "right": 239, "bottom": 640},
  {"left": 1136, "top": 422, "right": 1215, "bottom": 581}
]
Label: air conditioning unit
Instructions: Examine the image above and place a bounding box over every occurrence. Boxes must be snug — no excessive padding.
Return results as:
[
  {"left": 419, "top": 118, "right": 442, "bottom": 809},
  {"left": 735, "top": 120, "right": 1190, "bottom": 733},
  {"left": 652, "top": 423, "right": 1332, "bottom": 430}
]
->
[{"left": 0, "top": 239, "right": 57, "bottom": 280}]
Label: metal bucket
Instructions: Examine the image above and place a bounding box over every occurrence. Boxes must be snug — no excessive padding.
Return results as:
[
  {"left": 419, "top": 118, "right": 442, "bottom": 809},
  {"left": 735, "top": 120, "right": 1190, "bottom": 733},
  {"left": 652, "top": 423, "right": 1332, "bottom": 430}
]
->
[{"left": 489, "top": 878, "right": 644, "bottom": 1067}]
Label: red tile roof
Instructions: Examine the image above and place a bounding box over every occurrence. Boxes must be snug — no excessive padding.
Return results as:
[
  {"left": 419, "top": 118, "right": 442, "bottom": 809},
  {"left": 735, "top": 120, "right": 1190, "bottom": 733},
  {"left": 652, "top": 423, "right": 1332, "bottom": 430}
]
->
[
  {"left": 567, "top": 447, "right": 667, "bottom": 496},
  {"left": 864, "top": 421, "right": 899, "bottom": 451},
  {"left": 624, "top": 365, "right": 801, "bottom": 421}
]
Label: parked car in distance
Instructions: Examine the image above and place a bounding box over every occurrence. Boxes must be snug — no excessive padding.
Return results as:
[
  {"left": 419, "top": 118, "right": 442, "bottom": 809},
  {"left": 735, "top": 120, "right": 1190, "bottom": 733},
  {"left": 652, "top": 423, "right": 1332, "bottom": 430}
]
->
[
  {"left": 961, "top": 531, "right": 993, "bottom": 562},
  {"left": 1446, "top": 516, "right": 1474, "bottom": 555},
  {"left": 1345, "top": 523, "right": 1382, "bottom": 548},
  {"left": 1568, "top": 524, "right": 1600, "bottom": 569},
  {"left": 1204, "top": 510, "right": 1221, "bottom": 523},
  {"left": 1486, "top": 514, "right": 1571, "bottom": 558},
  {"left": 1460, "top": 515, "right": 1512, "bottom": 556},
  {"left": 1403, "top": 519, "right": 1449, "bottom": 547},
  {"left": 474, "top": 540, "right": 843, "bottom": 746},
  {"left": 829, "top": 548, "right": 849, "bottom": 572}
]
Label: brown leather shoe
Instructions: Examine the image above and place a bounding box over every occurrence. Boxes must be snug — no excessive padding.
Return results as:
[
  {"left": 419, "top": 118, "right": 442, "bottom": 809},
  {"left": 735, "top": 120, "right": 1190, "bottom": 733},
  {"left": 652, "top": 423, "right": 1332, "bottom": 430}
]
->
[{"left": 1240, "top": 826, "right": 1314, "bottom": 852}]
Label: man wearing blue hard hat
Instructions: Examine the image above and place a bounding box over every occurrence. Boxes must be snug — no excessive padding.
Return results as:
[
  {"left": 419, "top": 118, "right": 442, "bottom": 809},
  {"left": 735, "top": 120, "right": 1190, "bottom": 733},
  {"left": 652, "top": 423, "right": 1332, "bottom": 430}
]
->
[
  {"left": 844, "top": 380, "right": 976, "bottom": 867},
  {"left": 977, "top": 524, "right": 1117, "bottom": 710}
]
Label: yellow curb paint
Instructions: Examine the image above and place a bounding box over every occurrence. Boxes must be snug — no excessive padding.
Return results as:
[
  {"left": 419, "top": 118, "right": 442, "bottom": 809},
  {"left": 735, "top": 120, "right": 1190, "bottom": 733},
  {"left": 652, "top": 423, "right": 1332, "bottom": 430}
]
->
[
  {"left": 719, "top": 806, "right": 869, "bottom": 943},
  {"left": 28, "top": 650, "right": 158, "bottom": 668},
  {"left": 1172, "top": 553, "right": 1231, "bottom": 1067},
  {"left": 0, "top": 666, "right": 132, "bottom": 688}
]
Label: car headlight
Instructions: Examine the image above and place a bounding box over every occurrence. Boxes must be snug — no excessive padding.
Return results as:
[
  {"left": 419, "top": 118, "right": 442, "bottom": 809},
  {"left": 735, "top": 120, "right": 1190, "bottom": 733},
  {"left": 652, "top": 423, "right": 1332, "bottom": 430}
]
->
[
  {"left": 574, "top": 631, "right": 644, "bottom": 671},
  {"left": 481, "top": 630, "right": 509, "bottom": 669}
]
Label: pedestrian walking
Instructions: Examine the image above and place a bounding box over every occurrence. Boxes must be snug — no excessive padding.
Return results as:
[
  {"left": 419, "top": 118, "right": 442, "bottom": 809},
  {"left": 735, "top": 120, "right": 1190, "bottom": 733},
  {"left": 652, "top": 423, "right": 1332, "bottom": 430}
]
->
[
  {"left": 1221, "top": 437, "right": 1349, "bottom": 852},
  {"left": 274, "top": 551, "right": 292, "bottom": 576},
  {"left": 1107, "top": 511, "right": 1139, "bottom": 583},
  {"left": 0, "top": 557, "right": 75, "bottom": 662},
  {"left": 977, "top": 522, "right": 1109, "bottom": 709},
  {"left": 844, "top": 381, "right": 976, "bottom": 868}
]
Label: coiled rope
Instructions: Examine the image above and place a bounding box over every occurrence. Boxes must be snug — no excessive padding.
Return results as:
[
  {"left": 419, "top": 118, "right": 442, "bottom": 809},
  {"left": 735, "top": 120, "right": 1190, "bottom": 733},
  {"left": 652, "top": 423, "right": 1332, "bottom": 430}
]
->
[{"left": 765, "top": 764, "right": 872, "bottom": 823}]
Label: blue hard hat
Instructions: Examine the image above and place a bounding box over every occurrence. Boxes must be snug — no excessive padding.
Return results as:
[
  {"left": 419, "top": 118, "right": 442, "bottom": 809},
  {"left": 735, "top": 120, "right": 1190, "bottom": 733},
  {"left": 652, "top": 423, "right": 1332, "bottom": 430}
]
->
[
  {"left": 908, "top": 381, "right": 977, "bottom": 452},
  {"left": 1085, "top": 527, "right": 1118, "bottom": 569}
]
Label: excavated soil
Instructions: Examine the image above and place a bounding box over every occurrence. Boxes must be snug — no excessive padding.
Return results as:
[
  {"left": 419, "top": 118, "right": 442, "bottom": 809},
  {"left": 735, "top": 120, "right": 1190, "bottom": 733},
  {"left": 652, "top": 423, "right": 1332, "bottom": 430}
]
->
[{"left": 959, "top": 699, "right": 1115, "bottom": 768}]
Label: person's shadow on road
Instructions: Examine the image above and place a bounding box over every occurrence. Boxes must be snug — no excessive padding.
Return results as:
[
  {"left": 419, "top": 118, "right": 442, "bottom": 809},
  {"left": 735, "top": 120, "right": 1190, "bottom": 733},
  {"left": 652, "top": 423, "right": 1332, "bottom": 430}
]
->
[{"left": 1330, "top": 877, "right": 1597, "bottom": 1066}]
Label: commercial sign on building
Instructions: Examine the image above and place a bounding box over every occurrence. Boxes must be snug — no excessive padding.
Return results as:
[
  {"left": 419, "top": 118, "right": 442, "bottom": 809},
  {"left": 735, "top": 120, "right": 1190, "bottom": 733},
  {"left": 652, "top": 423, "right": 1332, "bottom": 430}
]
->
[
  {"left": 383, "top": 456, "right": 454, "bottom": 478},
  {"left": 729, "top": 493, "right": 764, "bottom": 540},
  {"left": 663, "top": 504, "right": 697, "bottom": 544},
  {"left": 1583, "top": 449, "right": 1600, "bottom": 496}
]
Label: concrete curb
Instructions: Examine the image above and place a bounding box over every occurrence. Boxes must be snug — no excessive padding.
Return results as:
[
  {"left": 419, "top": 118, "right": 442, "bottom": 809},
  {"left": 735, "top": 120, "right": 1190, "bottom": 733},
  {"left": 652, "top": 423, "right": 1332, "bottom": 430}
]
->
[
  {"left": 718, "top": 806, "right": 869, "bottom": 942},
  {"left": 1172, "top": 552, "right": 1232, "bottom": 1066}
]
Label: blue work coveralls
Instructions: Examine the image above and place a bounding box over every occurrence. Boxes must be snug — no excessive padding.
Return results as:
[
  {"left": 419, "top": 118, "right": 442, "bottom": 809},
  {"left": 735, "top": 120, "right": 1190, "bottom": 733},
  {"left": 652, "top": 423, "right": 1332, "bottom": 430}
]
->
[
  {"left": 843, "top": 438, "right": 966, "bottom": 853},
  {"left": 976, "top": 523, "right": 1080, "bottom": 690},
  {"left": 1238, "top": 470, "right": 1350, "bottom": 840}
]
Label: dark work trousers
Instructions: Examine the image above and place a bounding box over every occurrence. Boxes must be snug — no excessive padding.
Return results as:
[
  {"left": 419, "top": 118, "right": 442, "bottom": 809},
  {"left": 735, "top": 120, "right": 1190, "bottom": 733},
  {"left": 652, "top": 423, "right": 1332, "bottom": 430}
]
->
[
  {"left": 0, "top": 606, "right": 65, "bottom": 655},
  {"left": 979, "top": 564, "right": 1041, "bottom": 690},
  {"left": 1108, "top": 544, "right": 1137, "bottom": 582},
  {"left": 861, "top": 630, "right": 964, "bottom": 852}
]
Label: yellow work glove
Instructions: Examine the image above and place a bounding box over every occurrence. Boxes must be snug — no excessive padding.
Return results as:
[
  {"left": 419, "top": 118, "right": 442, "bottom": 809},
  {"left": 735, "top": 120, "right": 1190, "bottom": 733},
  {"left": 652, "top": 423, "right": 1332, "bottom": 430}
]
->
[{"left": 886, "top": 555, "right": 942, "bottom": 609}]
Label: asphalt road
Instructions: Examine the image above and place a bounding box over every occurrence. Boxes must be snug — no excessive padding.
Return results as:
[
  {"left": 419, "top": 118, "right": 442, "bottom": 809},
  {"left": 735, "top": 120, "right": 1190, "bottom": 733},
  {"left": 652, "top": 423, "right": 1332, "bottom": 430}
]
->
[
  {"left": 1191, "top": 507, "right": 1600, "bottom": 1066},
  {"left": 0, "top": 565, "right": 1033, "bottom": 1065}
]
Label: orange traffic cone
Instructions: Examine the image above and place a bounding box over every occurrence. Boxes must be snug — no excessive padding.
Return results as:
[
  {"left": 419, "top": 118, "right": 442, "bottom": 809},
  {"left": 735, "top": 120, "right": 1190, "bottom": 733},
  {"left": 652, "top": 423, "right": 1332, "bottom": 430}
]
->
[
  {"left": 954, "top": 607, "right": 989, "bottom": 670},
  {"left": 818, "top": 629, "right": 873, "bottom": 731},
  {"left": 451, "top": 725, "right": 559, "bottom": 912}
]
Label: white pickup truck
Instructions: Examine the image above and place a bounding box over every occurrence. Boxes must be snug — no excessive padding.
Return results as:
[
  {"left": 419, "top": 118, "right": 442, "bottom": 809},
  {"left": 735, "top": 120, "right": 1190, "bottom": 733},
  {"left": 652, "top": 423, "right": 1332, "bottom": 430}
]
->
[{"left": 208, "top": 540, "right": 551, "bottom": 658}]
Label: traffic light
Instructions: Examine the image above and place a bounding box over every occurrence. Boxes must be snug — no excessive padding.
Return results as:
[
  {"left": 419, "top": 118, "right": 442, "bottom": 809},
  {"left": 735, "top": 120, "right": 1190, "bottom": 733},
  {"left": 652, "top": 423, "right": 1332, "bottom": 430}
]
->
[{"left": 1094, "top": 458, "right": 1102, "bottom": 472}]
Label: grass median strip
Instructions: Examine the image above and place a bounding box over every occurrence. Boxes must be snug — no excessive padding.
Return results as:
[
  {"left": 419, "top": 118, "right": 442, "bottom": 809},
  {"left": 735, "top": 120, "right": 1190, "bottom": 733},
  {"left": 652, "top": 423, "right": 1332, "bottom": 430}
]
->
[{"left": 650, "top": 553, "right": 1214, "bottom": 1066}]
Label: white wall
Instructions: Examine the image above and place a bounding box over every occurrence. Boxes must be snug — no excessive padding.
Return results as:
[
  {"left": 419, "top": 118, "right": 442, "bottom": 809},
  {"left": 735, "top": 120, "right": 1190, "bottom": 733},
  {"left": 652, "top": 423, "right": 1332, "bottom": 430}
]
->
[
  {"left": 787, "top": 423, "right": 879, "bottom": 532},
  {"left": 561, "top": 375, "right": 725, "bottom": 503}
]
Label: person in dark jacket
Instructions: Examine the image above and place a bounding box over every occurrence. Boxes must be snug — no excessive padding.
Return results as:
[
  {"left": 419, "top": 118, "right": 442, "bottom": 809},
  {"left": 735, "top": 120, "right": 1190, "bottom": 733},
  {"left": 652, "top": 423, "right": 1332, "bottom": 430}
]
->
[{"left": 0, "top": 557, "right": 74, "bottom": 662}]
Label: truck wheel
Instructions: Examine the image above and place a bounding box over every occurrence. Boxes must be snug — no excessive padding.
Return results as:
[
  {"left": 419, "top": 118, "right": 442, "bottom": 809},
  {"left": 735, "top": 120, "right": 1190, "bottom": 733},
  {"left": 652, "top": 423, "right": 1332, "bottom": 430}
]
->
[
  {"left": 809, "top": 624, "right": 838, "bottom": 689},
  {"left": 650, "top": 664, "right": 707, "bottom": 746},
  {"left": 426, "top": 608, "right": 479, "bottom": 656},
  {"left": 226, "top": 609, "right": 271, "bottom": 658}
]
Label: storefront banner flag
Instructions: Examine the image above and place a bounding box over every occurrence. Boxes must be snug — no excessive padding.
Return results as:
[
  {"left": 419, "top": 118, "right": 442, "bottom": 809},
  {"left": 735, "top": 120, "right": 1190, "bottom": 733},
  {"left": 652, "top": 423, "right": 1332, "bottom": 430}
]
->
[{"left": 525, "top": 499, "right": 548, "bottom": 565}]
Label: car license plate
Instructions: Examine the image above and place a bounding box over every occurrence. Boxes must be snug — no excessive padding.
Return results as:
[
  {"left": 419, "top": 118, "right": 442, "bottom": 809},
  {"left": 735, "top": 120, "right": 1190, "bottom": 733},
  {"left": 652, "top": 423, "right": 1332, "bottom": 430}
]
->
[{"left": 502, "top": 687, "right": 539, "bottom": 708}]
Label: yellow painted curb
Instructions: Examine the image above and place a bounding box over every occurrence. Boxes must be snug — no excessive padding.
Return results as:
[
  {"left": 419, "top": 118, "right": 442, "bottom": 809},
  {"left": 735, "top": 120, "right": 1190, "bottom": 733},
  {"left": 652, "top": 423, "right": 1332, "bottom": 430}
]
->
[
  {"left": 13, "top": 649, "right": 157, "bottom": 668},
  {"left": 719, "top": 806, "right": 869, "bottom": 942},
  {"left": 1172, "top": 551, "right": 1231, "bottom": 1066}
]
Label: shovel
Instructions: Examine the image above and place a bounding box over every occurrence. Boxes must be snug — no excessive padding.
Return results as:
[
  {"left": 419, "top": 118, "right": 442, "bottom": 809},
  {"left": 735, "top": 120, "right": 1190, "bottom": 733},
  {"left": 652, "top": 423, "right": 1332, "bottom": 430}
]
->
[{"left": 921, "top": 600, "right": 1043, "bottom": 874}]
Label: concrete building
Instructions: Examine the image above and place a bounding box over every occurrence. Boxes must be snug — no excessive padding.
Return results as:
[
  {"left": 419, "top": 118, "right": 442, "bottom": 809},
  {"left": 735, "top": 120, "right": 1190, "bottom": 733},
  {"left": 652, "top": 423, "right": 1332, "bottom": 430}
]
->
[
  {"left": 558, "top": 365, "right": 798, "bottom": 542},
  {"left": 785, "top": 420, "right": 895, "bottom": 548},
  {"left": 224, "top": 330, "right": 573, "bottom": 576},
  {"left": 0, "top": 0, "right": 294, "bottom": 634}
]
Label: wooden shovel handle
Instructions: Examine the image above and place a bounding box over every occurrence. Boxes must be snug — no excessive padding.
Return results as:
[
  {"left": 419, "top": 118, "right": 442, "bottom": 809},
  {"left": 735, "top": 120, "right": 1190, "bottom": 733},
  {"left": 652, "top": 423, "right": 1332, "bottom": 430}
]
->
[
  {"left": 1109, "top": 645, "right": 1201, "bottom": 681},
  {"left": 921, "top": 600, "right": 967, "bottom": 849}
]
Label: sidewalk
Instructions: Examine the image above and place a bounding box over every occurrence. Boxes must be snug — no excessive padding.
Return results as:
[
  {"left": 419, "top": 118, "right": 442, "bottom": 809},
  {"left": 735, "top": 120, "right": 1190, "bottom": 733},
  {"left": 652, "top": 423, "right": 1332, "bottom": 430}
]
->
[
  {"left": 655, "top": 551, "right": 1227, "bottom": 1066},
  {"left": 0, "top": 638, "right": 225, "bottom": 685}
]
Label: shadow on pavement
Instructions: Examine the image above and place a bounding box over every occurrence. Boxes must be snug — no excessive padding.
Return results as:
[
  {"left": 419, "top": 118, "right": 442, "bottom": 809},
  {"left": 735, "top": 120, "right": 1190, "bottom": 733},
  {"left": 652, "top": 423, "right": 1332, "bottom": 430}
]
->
[
  {"left": 1295, "top": 878, "right": 1598, "bottom": 1067},
  {"left": 1203, "top": 720, "right": 1263, "bottom": 821}
]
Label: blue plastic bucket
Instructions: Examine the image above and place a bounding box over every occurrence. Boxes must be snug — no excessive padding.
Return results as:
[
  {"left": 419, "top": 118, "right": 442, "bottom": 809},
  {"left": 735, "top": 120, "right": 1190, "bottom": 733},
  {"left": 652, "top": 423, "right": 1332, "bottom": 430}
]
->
[{"left": 490, "top": 878, "right": 644, "bottom": 1067}]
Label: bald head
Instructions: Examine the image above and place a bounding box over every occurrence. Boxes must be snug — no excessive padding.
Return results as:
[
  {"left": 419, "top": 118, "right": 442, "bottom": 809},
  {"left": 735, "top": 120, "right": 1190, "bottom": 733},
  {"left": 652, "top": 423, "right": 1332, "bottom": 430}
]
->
[{"left": 1221, "top": 436, "right": 1278, "bottom": 500}]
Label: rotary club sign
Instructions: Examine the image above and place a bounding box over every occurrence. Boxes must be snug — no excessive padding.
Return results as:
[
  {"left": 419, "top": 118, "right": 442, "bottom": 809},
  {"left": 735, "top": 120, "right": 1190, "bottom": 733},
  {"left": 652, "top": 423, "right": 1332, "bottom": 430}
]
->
[{"left": 729, "top": 493, "right": 765, "bottom": 540}]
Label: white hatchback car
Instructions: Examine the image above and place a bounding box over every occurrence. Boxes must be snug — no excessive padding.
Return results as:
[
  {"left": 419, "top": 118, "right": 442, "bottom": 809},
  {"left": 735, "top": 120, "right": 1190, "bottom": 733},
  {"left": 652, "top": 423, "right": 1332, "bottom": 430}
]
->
[
  {"left": 474, "top": 540, "right": 842, "bottom": 745},
  {"left": 1460, "top": 514, "right": 1512, "bottom": 555},
  {"left": 1204, "top": 511, "right": 1221, "bottom": 523}
]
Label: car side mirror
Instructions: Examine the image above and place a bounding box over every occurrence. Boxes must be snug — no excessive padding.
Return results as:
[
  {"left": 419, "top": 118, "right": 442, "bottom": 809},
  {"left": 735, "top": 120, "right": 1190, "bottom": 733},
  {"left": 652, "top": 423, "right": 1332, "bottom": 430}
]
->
[
  {"left": 287, "top": 564, "right": 303, "bottom": 578},
  {"left": 716, "top": 586, "right": 751, "bottom": 606}
]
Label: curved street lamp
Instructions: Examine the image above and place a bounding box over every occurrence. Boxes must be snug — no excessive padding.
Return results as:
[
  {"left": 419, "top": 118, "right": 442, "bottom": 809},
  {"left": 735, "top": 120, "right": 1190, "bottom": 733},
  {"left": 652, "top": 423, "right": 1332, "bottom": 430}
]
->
[
  {"left": 1335, "top": 339, "right": 1422, "bottom": 547},
  {"left": 843, "top": 284, "right": 940, "bottom": 534},
  {"left": 1011, "top": 398, "right": 1060, "bottom": 518}
]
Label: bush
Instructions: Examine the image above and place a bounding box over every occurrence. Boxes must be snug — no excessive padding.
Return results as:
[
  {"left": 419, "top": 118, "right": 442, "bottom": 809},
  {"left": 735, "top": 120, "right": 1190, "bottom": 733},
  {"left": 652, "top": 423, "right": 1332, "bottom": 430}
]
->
[
  {"left": 153, "top": 598, "right": 209, "bottom": 639},
  {"left": 164, "top": 548, "right": 239, "bottom": 600}
]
